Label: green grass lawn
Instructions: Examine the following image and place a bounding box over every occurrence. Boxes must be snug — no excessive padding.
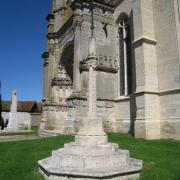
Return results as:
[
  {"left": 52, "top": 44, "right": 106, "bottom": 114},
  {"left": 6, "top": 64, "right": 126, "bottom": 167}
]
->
[
  {"left": 0, "top": 127, "right": 39, "bottom": 136},
  {"left": 0, "top": 133, "right": 180, "bottom": 180}
]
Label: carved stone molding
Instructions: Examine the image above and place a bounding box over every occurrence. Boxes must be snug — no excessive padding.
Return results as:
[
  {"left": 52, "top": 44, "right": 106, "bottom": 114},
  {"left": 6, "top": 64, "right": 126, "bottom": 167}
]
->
[
  {"left": 53, "top": 7, "right": 67, "bottom": 16},
  {"left": 43, "top": 104, "right": 69, "bottom": 112},
  {"left": 47, "top": 32, "right": 58, "bottom": 41},
  {"left": 70, "top": 0, "right": 114, "bottom": 14},
  {"left": 51, "top": 77, "right": 72, "bottom": 87},
  {"left": 80, "top": 55, "right": 118, "bottom": 73}
]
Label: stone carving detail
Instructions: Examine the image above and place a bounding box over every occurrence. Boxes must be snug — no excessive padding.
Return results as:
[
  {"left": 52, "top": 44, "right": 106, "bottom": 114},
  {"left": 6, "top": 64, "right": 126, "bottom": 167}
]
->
[
  {"left": 51, "top": 65, "right": 73, "bottom": 104},
  {"left": 52, "top": 65, "right": 72, "bottom": 87},
  {"left": 80, "top": 55, "right": 118, "bottom": 73},
  {"left": 83, "top": 6, "right": 113, "bottom": 19},
  {"left": 53, "top": 7, "right": 67, "bottom": 16}
]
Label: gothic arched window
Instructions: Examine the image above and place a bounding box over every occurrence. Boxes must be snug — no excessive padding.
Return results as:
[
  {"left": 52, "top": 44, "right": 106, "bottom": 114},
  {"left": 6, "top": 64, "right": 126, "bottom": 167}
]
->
[{"left": 118, "top": 13, "right": 132, "bottom": 96}]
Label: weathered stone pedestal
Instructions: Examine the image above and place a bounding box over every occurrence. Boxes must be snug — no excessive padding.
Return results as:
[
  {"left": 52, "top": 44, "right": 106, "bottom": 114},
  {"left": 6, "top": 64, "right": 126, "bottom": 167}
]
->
[
  {"left": 38, "top": 116, "right": 142, "bottom": 180},
  {"left": 5, "top": 112, "right": 19, "bottom": 131}
]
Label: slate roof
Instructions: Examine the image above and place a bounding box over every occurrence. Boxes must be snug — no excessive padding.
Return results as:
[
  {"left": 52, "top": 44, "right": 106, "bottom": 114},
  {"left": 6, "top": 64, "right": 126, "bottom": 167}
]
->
[{"left": 1, "top": 101, "right": 42, "bottom": 113}]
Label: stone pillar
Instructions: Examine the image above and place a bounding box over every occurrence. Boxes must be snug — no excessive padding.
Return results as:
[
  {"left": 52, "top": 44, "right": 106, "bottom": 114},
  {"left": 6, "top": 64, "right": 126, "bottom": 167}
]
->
[
  {"left": 87, "top": 37, "right": 97, "bottom": 117},
  {"left": 42, "top": 52, "right": 49, "bottom": 102},
  {"left": 47, "top": 40, "right": 56, "bottom": 103},
  {"left": 51, "top": 40, "right": 60, "bottom": 104},
  {"left": 53, "top": 39, "right": 60, "bottom": 77},
  {"left": 132, "top": 0, "right": 160, "bottom": 139},
  {"left": 73, "top": 12, "right": 82, "bottom": 93},
  {"left": 88, "top": 66, "right": 96, "bottom": 117}
]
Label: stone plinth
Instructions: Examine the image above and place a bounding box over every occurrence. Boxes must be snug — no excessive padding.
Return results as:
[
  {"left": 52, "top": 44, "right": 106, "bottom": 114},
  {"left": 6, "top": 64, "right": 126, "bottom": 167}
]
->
[
  {"left": 38, "top": 117, "right": 142, "bottom": 180},
  {"left": 6, "top": 112, "right": 19, "bottom": 131}
]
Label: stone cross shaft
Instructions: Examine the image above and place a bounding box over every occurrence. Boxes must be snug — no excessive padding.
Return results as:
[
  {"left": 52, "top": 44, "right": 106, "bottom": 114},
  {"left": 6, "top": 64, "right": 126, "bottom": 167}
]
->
[
  {"left": 88, "top": 65, "right": 96, "bottom": 117},
  {"left": 87, "top": 36, "right": 97, "bottom": 118}
]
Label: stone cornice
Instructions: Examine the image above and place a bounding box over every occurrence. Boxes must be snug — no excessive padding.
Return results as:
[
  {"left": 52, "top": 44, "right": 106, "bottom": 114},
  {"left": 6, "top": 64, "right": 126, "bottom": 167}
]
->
[
  {"left": 70, "top": 0, "right": 114, "bottom": 13},
  {"left": 132, "top": 36, "right": 157, "bottom": 46},
  {"left": 51, "top": 77, "right": 72, "bottom": 87},
  {"left": 134, "top": 88, "right": 180, "bottom": 97},
  {"left": 94, "top": 0, "right": 122, "bottom": 8},
  {"left": 68, "top": 88, "right": 180, "bottom": 104}
]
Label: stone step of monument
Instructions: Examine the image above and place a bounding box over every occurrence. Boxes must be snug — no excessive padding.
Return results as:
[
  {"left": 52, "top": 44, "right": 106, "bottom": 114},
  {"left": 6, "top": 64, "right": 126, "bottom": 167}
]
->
[
  {"left": 38, "top": 156, "right": 142, "bottom": 179},
  {"left": 39, "top": 130, "right": 59, "bottom": 137},
  {"left": 50, "top": 147, "right": 130, "bottom": 169},
  {"left": 63, "top": 142, "right": 120, "bottom": 156}
]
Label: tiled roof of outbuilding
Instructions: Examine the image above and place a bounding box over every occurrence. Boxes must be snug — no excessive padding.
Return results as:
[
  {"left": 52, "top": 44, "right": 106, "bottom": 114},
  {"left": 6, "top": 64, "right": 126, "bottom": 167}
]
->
[{"left": 1, "top": 101, "right": 42, "bottom": 113}]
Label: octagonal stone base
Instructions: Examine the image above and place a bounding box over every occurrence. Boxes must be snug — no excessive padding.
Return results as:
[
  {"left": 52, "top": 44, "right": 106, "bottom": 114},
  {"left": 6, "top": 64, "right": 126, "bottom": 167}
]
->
[
  {"left": 38, "top": 116, "right": 142, "bottom": 180},
  {"left": 38, "top": 142, "right": 142, "bottom": 180},
  {"left": 39, "top": 168, "right": 140, "bottom": 180}
]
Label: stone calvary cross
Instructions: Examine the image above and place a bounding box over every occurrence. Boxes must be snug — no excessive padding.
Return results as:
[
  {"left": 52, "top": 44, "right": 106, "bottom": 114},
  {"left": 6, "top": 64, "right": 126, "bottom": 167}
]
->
[{"left": 38, "top": 2, "right": 142, "bottom": 179}]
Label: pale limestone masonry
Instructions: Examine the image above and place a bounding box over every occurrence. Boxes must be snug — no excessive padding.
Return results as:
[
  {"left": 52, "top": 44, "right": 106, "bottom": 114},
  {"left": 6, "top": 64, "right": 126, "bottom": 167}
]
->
[{"left": 39, "top": 0, "right": 180, "bottom": 140}]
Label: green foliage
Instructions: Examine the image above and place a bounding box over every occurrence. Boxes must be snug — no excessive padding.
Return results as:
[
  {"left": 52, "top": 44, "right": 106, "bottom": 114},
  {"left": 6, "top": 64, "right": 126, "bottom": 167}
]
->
[{"left": 0, "top": 133, "right": 180, "bottom": 180}]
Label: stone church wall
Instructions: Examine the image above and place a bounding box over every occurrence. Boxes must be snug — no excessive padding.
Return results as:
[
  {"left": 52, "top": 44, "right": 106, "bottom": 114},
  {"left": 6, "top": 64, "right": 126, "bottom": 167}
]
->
[
  {"left": 40, "top": 0, "right": 180, "bottom": 140},
  {"left": 153, "top": 0, "right": 180, "bottom": 139},
  {"left": 80, "top": 17, "right": 119, "bottom": 99},
  {"left": 153, "top": 0, "right": 180, "bottom": 91}
]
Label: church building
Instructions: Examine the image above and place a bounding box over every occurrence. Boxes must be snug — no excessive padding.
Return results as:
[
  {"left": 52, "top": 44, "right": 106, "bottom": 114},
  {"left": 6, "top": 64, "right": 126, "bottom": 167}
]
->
[{"left": 39, "top": 0, "right": 180, "bottom": 140}]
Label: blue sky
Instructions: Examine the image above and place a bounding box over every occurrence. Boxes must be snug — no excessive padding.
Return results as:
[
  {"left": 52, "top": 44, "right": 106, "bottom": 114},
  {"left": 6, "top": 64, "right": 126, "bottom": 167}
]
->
[{"left": 0, "top": 0, "right": 51, "bottom": 101}]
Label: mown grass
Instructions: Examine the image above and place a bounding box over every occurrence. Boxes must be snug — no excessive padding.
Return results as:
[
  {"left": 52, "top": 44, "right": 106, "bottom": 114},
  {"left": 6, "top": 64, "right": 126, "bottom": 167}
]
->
[
  {"left": 0, "top": 133, "right": 180, "bottom": 180},
  {"left": 0, "top": 135, "right": 74, "bottom": 180},
  {"left": 108, "top": 133, "right": 180, "bottom": 180},
  {"left": 0, "top": 127, "right": 38, "bottom": 136}
]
